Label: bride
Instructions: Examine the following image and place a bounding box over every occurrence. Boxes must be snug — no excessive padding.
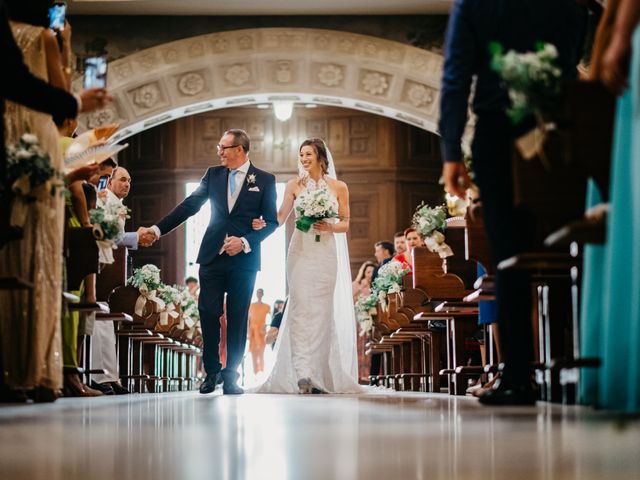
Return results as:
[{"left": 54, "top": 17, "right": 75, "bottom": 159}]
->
[{"left": 252, "top": 138, "right": 361, "bottom": 394}]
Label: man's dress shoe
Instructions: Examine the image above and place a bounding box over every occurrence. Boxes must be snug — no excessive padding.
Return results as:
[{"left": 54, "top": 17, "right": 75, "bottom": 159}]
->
[
  {"left": 109, "top": 382, "right": 130, "bottom": 395},
  {"left": 91, "top": 381, "right": 115, "bottom": 395},
  {"left": 222, "top": 383, "right": 244, "bottom": 395},
  {"left": 478, "top": 380, "right": 537, "bottom": 406},
  {"left": 199, "top": 373, "right": 220, "bottom": 394}
]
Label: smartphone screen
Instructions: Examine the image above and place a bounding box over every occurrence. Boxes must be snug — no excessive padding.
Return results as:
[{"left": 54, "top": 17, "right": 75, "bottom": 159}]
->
[
  {"left": 83, "top": 57, "right": 108, "bottom": 89},
  {"left": 48, "top": 3, "right": 66, "bottom": 30},
  {"left": 97, "top": 176, "right": 109, "bottom": 191}
]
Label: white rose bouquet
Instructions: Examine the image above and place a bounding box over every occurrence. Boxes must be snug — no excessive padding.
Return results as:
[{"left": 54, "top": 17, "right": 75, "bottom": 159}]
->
[
  {"left": 4, "top": 133, "right": 63, "bottom": 229},
  {"left": 412, "top": 203, "right": 453, "bottom": 259},
  {"left": 295, "top": 188, "right": 339, "bottom": 241},
  {"left": 89, "top": 199, "right": 130, "bottom": 264},
  {"left": 372, "top": 260, "right": 411, "bottom": 311},
  {"left": 178, "top": 287, "right": 199, "bottom": 328}
]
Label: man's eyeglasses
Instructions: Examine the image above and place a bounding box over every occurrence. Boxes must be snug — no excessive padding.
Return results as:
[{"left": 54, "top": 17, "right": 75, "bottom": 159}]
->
[{"left": 217, "top": 144, "right": 240, "bottom": 152}]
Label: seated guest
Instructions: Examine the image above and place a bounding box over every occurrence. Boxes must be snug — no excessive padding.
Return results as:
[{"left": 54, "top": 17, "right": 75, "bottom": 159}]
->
[
  {"left": 352, "top": 261, "right": 377, "bottom": 302},
  {"left": 91, "top": 167, "right": 142, "bottom": 395},
  {"left": 372, "top": 241, "right": 394, "bottom": 282},
  {"left": 394, "top": 227, "right": 424, "bottom": 273},
  {"left": 393, "top": 231, "right": 407, "bottom": 257}
]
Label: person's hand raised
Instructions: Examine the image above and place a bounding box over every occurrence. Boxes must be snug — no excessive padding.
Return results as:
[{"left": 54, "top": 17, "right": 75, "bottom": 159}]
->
[{"left": 79, "top": 88, "right": 113, "bottom": 113}]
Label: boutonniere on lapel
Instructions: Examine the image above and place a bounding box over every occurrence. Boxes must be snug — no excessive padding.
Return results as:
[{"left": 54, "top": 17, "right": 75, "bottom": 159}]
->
[{"left": 247, "top": 173, "right": 260, "bottom": 192}]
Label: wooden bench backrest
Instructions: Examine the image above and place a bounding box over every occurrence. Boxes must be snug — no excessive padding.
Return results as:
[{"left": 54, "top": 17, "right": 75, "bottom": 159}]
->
[
  {"left": 412, "top": 247, "right": 466, "bottom": 300},
  {"left": 96, "top": 246, "right": 128, "bottom": 302}
]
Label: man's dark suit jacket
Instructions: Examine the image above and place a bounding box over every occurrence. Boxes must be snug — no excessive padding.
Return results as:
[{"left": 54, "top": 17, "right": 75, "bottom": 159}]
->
[{"left": 156, "top": 163, "right": 278, "bottom": 270}]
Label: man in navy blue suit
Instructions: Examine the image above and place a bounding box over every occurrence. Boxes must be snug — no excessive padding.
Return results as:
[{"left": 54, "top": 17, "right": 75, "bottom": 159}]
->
[{"left": 142, "top": 129, "right": 278, "bottom": 394}]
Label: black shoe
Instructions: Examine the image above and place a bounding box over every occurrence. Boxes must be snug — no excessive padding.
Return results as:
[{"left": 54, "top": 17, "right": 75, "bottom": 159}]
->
[
  {"left": 222, "top": 383, "right": 244, "bottom": 395},
  {"left": 199, "top": 373, "right": 221, "bottom": 394},
  {"left": 478, "top": 380, "right": 537, "bottom": 406},
  {"left": 91, "top": 381, "right": 116, "bottom": 395},
  {"left": 109, "top": 382, "right": 130, "bottom": 395}
]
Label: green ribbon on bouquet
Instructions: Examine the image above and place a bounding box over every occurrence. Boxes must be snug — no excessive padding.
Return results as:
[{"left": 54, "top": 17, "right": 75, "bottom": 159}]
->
[{"left": 296, "top": 215, "right": 323, "bottom": 241}]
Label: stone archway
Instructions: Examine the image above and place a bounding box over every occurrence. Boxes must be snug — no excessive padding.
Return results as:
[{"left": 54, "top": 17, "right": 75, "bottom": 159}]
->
[{"left": 78, "top": 27, "right": 445, "bottom": 142}]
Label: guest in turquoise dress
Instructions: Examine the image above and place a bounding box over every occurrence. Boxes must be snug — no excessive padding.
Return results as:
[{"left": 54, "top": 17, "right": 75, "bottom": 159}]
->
[{"left": 580, "top": 0, "right": 640, "bottom": 412}]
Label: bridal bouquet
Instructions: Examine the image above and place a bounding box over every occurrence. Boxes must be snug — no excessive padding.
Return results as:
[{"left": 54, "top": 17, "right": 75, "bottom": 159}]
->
[
  {"left": 4, "top": 133, "right": 63, "bottom": 229},
  {"left": 412, "top": 203, "right": 453, "bottom": 258},
  {"left": 295, "top": 188, "right": 339, "bottom": 241},
  {"left": 355, "top": 293, "right": 377, "bottom": 337},
  {"left": 127, "top": 264, "right": 165, "bottom": 317},
  {"left": 89, "top": 199, "right": 130, "bottom": 264}
]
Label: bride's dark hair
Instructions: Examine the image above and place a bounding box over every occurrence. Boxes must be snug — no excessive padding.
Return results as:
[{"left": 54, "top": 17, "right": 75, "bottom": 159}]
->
[{"left": 299, "top": 138, "right": 329, "bottom": 175}]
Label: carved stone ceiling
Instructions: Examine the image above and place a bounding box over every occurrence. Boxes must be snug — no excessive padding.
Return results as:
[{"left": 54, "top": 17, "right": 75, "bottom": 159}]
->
[
  {"left": 68, "top": 0, "right": 452, "bottom": 15},
  {"left": 76, "top": 28, "right": 450, "bottom": 142}
]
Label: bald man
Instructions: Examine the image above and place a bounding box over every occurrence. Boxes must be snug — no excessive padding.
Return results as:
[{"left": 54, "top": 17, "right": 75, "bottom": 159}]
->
[{"left": 91, "top": 166, "right": 140, "bottom": 394}]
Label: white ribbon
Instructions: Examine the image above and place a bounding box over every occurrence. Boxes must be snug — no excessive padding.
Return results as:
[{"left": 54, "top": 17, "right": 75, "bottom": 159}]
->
[
  {"left": 96, "top": 240, "right": 117, "bottom": 264},
  {"left": 134, "top": 285, "right": 166, "bottom": 317},
  {"left": 159, "top": 302, "right": 179, "bottom": 326}
]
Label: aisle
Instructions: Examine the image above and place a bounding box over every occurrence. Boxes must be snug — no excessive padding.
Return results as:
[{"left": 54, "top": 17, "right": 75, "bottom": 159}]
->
[{"left": 1, "top": 392, "right": 639, "bottom": 480}]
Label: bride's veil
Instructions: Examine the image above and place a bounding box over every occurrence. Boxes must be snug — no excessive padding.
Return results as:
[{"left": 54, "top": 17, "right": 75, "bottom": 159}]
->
[{"left": 325, "top": 147, "right": 359, "bottom": 379}]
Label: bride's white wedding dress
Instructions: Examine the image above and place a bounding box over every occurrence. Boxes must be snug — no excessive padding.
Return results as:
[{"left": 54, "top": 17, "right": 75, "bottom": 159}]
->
[{"left": 256, "top": 176, "right": 362, "bottom": 394}]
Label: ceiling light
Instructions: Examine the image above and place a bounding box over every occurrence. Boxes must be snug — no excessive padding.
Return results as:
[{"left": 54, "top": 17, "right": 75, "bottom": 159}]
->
[{"left": 273, "top": 101, "right": 294, "bottom": 122}]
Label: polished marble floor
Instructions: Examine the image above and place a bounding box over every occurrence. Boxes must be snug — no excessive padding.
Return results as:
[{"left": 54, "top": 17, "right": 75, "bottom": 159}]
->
[{"left": 0, "top": 391, "right": 639, "bottom": 480}]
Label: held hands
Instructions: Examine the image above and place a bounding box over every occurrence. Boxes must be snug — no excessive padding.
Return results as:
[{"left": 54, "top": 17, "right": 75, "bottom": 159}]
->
[
  {"left": 223, "top": 236, "right": 244, "bottom": 256},
  {"left": 252, "top": 217, "right": 266, "bottom": 230},
  {"left": 137, "top": 227, "right": 158, "bottom": 247}
]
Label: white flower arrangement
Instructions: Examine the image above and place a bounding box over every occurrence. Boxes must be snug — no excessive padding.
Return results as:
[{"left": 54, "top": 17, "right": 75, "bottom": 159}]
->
[
  {"left": 295, "top": 188, "right": 339, "bottom": 241},
  {"left": 4, "top": 133, "right": 63, "bottom": 229},
  {"left": 490, "top": 42, "right": 562, "bottom": 125},
  {"left": 371, "top": 260, "right": 411, "bottom": 312},
  {"left": 157, "top": 284, "right": 182, "bottom": 305},
  {"left": 355, "top": 293, "right": 377, "bottom": 337},
  {"left": 412, "top": 203, "right": 453, "bottom": 259},
  {"left": 445, "top": 193, "right": 468, "bottom": 217},
  {"left": 127, "top": 264, "right": 163, "bottom": 293},
  {"left": 89, "top": 198, "right": 130, "bottom": 264},
  {"left": 178, "top": 287, "right": 199, "bottom": 328}
]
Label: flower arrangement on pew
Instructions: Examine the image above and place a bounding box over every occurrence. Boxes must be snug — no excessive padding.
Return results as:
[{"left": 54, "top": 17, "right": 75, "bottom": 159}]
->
[
  {"left": 89, "top": 199, "right": 130, "bottom": 264},
  {"left": 355, "top": 293, "right": 378, "bottom": 337},
  {"left": 372, "top": 260, "right": 411, "bottom": 312},
  {"left": 178, "top": 288, "right": 200, "bottom": 329},
  {"left": 490, "top": 41, "right": 563, "bottom": 161},
  {"left": 295, "top": 188, "right": 339, "bottom": 241},
  {"left": 412, "top": 203, "right": 453, "bottom": 259},
  {"left": 127, "top": 264, "right": 166, "bottom": 317},
  {"left": 3, "top": 133, "right": 63, "bottom": 230},
  {"left": 156, "top": 284, "right": 182, "bottom": 327}
]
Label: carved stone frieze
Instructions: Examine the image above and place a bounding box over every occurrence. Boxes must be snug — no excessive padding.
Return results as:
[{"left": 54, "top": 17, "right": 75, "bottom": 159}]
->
[
  {"left": 403, "top": 81, "right": 436, "bottom": 109},
  {"left": 224, "top": 64, "right": 252, "bottom": 87},
  {"left": 77, "top": 28, "right": 447, "bottom": 141},
  {"left": 360, "top": 70, "right": 391, "bottom": 96},
  {"left": 316, "top": 64, "right": 345, "bottom": 88},
  {"left": 86, "top": 105, "right": 119, "bottom": 129},
  {"left": 178, "top": 72, "right": 206, "bottom": 96},
  {"left": 131, "top": 83, "right": 162, "bottom": 109},
  {"left": 211, "top": 37, "right": 230, "bottom": 53}
]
